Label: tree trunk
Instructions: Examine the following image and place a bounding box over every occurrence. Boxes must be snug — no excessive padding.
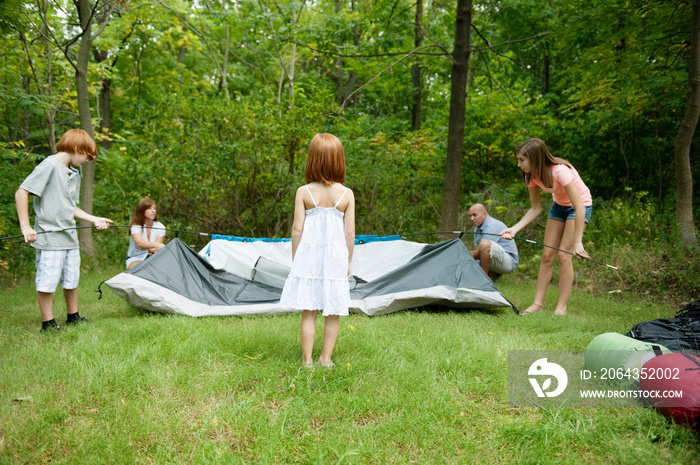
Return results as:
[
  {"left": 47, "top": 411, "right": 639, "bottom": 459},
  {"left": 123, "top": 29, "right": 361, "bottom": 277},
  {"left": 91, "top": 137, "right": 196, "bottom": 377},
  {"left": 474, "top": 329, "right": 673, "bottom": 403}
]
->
[
  {"left": 42, "top": 0, "right": 56, "bottom": 153},
  {"left": 336, "top": 0, "right": 359, "bottom": 108},
  {"left": 335, "top": 0, "right": 344, "bottom": 105},
  {"left": 288, "top": 137, "right": 297, "bottom": 175},
  {"left": 22, "top": 74, "right": 30, "bottom": 149},
  {"left": 543, "top": 42, "right": 550, "bottom": 94},
  {"left": 439, "top": 0, "right": 472, "bottom": 234},
  {"left": 348, "top": 0, "right": 359, "bottom": 106},
  {"left": 411, "top": 0, "right": 424, "bottom": 131},
  {"left": 674, "top": 0, "right": 700, "bottom": 248},
  {"left": 94, "top": 49, "right": 112, "bottom": 150},
  {"left": 286, "top": 8, "right": 299, "bottom": 175},
  {"left": 99, "top": 76, "right": 111, "bottom": 151},
  {"left": 177, "top": 44, "right": 186, "bottom": 86},
  {"left": 76, "top": 0, "right": 97, "bottom": 257},
  {"left": 222, "top": 18, "right": 230, "bottom": 100}
]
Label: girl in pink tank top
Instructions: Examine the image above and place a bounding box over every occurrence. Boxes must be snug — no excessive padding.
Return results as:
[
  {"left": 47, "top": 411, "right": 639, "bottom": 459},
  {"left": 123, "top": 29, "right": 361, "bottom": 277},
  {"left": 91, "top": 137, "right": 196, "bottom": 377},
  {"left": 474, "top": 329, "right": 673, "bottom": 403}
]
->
[{"left": 501, "top": 138, "right": 593, "bottom": 316}]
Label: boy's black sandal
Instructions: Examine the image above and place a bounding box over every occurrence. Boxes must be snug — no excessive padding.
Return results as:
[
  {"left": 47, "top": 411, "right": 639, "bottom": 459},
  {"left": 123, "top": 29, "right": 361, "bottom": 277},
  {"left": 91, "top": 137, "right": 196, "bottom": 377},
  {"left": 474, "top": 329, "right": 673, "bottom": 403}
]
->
[
  {"left": 41, "top": 319, "right": 65, "bottom": 333},
  {"left": 66, "top": 314, "right": 90, "bottom": 325}
]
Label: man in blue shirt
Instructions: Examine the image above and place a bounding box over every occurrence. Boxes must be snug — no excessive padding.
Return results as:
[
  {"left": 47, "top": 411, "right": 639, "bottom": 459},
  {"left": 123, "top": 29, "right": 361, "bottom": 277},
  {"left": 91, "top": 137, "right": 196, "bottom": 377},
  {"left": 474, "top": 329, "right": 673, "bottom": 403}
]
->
[{"left": 469, "top": 203, "right": 519, "bottom": 280}]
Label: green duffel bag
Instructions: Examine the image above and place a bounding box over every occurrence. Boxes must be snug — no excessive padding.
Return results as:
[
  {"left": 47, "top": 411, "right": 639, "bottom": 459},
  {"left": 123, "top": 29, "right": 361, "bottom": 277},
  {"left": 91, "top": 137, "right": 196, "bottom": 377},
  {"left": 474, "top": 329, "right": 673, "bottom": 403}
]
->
[{"left": 584, "top": 332, "right": 672, "bottom": 381}]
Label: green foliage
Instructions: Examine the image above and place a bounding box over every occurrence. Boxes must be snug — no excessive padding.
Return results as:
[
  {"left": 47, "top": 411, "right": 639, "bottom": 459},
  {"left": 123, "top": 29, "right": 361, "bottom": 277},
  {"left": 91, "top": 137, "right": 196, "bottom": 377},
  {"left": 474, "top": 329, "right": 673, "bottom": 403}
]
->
[
  {"left": 605, "top": 243, "right": 700, "bottom": 301},
  {"left": 478, "top": 0, "right": 696, "bottom": 202},
  {"left": 582, "top": 191, "right": 700, "bottom": 300},
  {"left": 97, "top": 89, "right": 338, "bottom": 238},
  {"left": 0, "top": 152, "right": 45, "bottom": 285},
  {"left": 587, "top": 189, "right": 672, "bottom": 246},
  {"left": 0, "top": 0, "right": 23, "bottom": 33},
  {"left": 343, "top": 127, "right": 444, "bottom": 235},
  {"left": 0, "top": 0, "right": 699, "bottom": 293}
]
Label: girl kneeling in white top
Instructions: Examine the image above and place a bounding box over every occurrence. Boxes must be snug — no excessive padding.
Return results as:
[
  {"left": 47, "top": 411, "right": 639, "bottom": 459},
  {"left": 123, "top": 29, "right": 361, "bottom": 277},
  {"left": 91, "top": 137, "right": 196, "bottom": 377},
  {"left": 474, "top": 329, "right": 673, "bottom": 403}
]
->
[{"left": 126, "top": 198, "right": 166, "bottom": 269}]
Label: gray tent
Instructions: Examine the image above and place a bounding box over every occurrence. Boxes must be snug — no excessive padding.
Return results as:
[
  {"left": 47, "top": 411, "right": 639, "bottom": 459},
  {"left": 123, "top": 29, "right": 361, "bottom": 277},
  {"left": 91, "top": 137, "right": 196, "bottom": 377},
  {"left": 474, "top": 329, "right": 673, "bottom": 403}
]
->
[{"left": 103, "top": 236, "right": 515, "bottom": 317}]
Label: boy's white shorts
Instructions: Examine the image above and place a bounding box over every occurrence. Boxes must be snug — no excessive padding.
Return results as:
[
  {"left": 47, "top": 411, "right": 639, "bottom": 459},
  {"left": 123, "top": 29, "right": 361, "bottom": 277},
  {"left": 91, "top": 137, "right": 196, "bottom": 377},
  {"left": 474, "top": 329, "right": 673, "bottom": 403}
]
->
[{"left": 35, "top": 249, "right": 81, "bottom": 293}]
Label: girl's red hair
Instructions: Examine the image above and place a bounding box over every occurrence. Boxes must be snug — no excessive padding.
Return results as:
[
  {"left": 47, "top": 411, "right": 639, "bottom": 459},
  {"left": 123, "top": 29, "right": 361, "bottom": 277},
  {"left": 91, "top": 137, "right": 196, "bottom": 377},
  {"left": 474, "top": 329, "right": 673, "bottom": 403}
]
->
[{"left": 305, "top": 133, "right": 346, "bottom": 185}]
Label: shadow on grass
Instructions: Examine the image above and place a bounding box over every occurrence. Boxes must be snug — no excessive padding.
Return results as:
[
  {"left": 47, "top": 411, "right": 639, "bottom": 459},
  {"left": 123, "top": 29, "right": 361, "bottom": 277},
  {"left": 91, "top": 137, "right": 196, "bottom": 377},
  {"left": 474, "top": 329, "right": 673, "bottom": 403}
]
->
[{"left": 402, "top": 304, "right": 512, "bottom": 317}]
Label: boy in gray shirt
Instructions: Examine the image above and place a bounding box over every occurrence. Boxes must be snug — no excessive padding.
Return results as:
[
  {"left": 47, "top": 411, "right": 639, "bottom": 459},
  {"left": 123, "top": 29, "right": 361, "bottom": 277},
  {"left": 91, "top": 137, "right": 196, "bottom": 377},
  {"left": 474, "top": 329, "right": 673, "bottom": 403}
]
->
[{"left": 16, "top": 129, "right": 113, "bottom": 332}]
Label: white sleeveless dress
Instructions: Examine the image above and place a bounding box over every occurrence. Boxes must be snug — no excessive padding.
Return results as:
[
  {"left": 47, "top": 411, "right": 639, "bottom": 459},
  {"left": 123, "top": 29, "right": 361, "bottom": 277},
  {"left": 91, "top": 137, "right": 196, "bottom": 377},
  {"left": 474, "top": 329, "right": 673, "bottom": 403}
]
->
[{"left": 279, "top": 185, "right": 350, "bottom": 316}]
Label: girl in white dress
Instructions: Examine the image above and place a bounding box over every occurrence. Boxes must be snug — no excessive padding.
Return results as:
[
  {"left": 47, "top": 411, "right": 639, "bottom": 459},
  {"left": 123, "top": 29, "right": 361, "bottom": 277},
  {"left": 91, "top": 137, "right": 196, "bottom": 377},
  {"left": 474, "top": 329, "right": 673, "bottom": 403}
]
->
[{"left": 279, "top": 134, "right": 355, "bottom": 368}]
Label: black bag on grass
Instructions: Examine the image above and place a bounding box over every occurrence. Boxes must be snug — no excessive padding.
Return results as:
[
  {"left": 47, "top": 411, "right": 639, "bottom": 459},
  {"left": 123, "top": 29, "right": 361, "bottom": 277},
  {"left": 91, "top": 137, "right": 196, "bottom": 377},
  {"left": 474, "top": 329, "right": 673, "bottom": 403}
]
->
[{"left": 626, "top": 300, "right": 700, "bottom": 353}]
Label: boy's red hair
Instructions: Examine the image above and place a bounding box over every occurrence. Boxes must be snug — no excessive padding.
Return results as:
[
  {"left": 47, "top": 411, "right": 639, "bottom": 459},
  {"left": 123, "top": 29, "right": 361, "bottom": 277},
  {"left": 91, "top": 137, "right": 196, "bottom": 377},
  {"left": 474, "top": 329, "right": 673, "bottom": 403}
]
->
[
  {"left": 305, "top": 133, "right": 346, "bottom": 185},
  {"left": 56, "top": 129, "right": 97, "bottom": 158}
]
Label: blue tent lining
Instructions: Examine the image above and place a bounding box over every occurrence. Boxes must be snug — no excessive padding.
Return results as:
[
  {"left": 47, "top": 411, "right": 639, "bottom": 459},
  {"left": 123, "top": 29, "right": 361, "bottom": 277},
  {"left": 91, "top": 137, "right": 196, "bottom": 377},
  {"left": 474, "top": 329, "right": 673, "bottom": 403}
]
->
[{"left": 210, "top": 234, "right": 401, "bottom": 245}]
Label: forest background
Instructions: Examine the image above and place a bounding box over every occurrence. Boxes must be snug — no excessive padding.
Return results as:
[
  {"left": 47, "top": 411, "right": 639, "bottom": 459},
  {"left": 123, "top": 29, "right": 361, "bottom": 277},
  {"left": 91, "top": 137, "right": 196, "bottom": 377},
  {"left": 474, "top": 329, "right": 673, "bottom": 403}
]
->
[{"left": 0, "top": 0, "right": 698, "bottom": 303}]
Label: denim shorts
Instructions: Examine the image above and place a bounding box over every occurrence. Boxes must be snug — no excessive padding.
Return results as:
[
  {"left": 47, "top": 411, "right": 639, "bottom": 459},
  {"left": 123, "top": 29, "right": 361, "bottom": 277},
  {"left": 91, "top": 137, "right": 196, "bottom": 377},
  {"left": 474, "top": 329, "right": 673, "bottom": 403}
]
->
[{"left": 548, "top": 202, "right": 592, "bottom": 223}]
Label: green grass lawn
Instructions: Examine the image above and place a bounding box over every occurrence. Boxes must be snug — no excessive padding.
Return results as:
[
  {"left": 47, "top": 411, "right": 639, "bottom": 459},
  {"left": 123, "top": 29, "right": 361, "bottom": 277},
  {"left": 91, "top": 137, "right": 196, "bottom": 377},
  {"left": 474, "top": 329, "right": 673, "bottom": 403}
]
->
[{"left": 1, "top": 268, "right": 698, "bottom": 464}]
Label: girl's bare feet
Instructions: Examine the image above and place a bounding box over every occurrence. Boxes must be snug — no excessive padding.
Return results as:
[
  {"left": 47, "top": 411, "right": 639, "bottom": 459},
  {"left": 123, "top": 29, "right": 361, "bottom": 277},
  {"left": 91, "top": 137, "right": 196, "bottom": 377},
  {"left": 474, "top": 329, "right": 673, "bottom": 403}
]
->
[
  {"left": 521, "top": 303, "right": 544, "bottom": 315},
  {"left": 553, "top": 308, "right": 567, "bottom": 316}
]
